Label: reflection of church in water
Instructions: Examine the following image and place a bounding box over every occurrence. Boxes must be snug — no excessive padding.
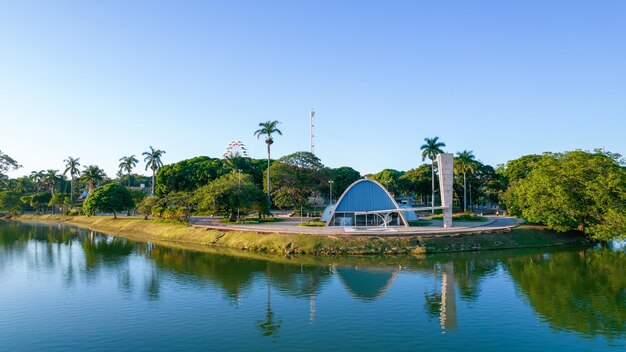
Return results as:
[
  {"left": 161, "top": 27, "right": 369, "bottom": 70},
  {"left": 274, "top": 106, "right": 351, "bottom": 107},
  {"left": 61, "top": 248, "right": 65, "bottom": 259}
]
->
[{"left": 334, "top": 263, "right": 457, "bottom": 330}]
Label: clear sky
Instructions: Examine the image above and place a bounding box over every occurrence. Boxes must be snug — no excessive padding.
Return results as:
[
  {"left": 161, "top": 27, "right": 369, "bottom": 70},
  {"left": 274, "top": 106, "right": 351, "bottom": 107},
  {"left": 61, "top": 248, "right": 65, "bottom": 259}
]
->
[{"left": 1, "top": 0, "right": 625, "bottom": 178}]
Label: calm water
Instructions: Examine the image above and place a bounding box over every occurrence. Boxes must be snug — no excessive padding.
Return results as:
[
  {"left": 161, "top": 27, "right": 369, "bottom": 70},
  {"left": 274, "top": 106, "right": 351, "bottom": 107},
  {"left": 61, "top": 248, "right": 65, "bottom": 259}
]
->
[{"left": 0, "top": 221, "right": 624, "bottom": 351}]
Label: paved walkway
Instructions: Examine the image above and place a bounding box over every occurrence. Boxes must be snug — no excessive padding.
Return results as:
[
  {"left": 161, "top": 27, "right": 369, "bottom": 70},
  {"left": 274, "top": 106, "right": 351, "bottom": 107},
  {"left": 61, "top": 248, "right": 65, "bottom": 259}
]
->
[{"left": 188, "top": 216, "right": 522, "bottom": 237}]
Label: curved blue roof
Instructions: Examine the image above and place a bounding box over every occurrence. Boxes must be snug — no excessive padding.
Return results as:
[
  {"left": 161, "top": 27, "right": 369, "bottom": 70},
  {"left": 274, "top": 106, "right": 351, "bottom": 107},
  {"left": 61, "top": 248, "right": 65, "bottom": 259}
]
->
[{"left": 334, "top": 179, "right": 397, "bottom": 212}]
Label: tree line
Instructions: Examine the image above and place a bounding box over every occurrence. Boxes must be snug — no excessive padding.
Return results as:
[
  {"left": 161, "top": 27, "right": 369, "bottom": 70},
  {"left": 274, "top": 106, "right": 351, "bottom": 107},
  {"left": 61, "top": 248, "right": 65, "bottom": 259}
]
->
[{"left": 2, "top": 126, "right": 625, "bottom": 240}]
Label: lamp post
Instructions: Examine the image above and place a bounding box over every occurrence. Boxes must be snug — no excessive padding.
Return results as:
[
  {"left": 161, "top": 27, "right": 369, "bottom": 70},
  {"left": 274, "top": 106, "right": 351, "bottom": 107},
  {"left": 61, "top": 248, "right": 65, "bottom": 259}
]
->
[{"left": 328, "top": 180, "right": 334, "bottom": 205}]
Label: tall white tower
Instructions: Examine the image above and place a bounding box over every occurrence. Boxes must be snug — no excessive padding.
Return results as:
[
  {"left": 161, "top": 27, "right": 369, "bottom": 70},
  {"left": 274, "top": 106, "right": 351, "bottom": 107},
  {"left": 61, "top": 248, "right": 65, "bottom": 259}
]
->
[{"left": 310, "top": 109, "right": 315, "bottom": 154}]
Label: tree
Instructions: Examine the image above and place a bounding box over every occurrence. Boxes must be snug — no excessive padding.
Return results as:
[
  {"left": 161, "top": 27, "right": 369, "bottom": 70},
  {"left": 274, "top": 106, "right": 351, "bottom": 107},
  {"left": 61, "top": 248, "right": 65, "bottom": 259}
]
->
[
  {"left": 254, "top": 120, "right": 282, "bottom": 209},
  {"left": 143, "top": 146, "right": 166, "bottom": 196},
  {"left": 11, "top": 176, "right": 34, "bottom": 194},
  {"left": 504, "top": 154, "right": 542, "bottom": 183},
  {"left": 29, "top": 192, "right": 52, "bottom": 214},
  {"left": 367, "top": 169, "right": 404, "bottom": 195},
  {"left": 156, "top": 156, "right": 223, "bottom": 195},
  {"left": 267, "top": 152, "right": 328, "bottom": 209},
  {"left": 397, "top": 164, "right": 432, "bottom": 201},
  {"left": 30, "top": 170, "right": 45, "bottom": 193},
  {"left": 195, "top": 172, "right": 265, "bottom": 221},
  {"left": 420, "top": 137, "right": 446, "bottom": 214},
  {"left": 63, "top": 156, "right": 81, "bottom": 205},
  {"left": 83, "top": 183, "right": 135, "bottom": 219},
  {"left": 81, "top": 165, "right": 107, "bottom": 193},
  {"left": 0, "top": 150, "right": 20, "bottom": 178},
  {"left": 502, "top": 150, "right": 626, "bottom": 240},
  {"left": 118, "top": 155, "right": 139, "bottom": 187},
  {"left": 138, "top": 196, "right": 159, "bottom": 220},
  {"left": 0, "top": 191, "right": 22, "bottom": 214},
  {"left": 328, "top": 166, "right": 361, "bottom": 200},
  {"left": 48, "top": 193, "right": 68, "bottom": 214},
  {"left": 455, "top": 150, "right": 478, "bottom": 212},
  {"left": 43, "top": 169, "right": 61, "bottom": 195}
]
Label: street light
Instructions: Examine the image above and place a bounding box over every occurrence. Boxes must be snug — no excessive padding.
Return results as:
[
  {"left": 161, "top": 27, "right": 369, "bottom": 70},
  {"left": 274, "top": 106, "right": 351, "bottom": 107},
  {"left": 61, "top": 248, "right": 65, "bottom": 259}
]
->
[{"left": 328, "top": 180, "right": 334, "bottom": 205}]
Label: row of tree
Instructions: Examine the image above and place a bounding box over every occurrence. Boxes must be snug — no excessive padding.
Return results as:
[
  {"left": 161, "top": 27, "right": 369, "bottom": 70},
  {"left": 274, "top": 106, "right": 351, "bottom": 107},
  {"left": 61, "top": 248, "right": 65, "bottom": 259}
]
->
[{"left": 3, "top": 124, "right": 625, "bottom": 240}]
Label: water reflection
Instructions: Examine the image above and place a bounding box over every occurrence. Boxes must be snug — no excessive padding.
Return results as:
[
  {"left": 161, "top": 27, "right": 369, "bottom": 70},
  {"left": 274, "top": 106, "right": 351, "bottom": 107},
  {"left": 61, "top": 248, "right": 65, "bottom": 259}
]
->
[
  {"left": 504, "top": 247, "right": 626, "bottom": 339},
  {"left": 336, "top": 266, "right": 399, "bottom": 301},
  {"left": 1, "top": 220, "right": 624, "bottom": 342}
]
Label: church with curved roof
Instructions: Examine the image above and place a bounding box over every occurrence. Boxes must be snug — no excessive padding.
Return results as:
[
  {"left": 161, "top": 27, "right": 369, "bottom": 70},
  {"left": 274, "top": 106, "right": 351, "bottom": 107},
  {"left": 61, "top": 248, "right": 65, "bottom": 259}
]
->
[
  {"left": 321, "top": 179, "right": 411, "bottom": 227},
  {"left": 320, "top": 153, "right": 454, "bottom": 228}
]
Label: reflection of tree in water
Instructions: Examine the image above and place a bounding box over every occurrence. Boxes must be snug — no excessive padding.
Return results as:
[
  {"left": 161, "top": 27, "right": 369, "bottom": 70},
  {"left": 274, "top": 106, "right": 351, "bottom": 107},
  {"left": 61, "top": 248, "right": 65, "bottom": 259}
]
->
[
  {"left": 257, "top": 281, "right": 281, "bottom": 339},
  {"left": 147, "top": 247, "right": 268, "bottom": 300},
  {"left": 145, "top": 269, "right": 160, "bottom": 301},
  {"left": 81, "top": 231, "right": 133, "bottom": 272},
  {"left": 266, "top": 262, "right": 333, "bottom": 322},
  {"left": 0, "top": 221, "right": 81, "bottom": 276},
  {"left": 504, "top": 248, "right": 626, "bottom": 339}
]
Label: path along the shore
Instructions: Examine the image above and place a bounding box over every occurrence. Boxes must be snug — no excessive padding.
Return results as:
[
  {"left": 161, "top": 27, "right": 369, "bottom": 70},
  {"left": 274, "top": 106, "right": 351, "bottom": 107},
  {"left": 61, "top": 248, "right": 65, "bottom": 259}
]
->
[{"left": 188, "top": 215, "right": 522, "bottom": 237}]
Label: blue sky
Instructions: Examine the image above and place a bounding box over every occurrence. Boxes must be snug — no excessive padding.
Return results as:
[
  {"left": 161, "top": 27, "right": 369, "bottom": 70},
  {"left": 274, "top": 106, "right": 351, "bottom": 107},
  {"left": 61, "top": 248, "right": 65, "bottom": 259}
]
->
[{"left": 1, "top": 0, "right": 625, "bottom": 177}]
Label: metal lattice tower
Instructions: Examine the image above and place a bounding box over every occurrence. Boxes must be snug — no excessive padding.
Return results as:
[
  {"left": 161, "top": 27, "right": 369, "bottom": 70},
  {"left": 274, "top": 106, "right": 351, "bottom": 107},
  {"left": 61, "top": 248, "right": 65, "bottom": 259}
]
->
[{"left": 310, "top": 109, "right": 315, "bottom": 154}]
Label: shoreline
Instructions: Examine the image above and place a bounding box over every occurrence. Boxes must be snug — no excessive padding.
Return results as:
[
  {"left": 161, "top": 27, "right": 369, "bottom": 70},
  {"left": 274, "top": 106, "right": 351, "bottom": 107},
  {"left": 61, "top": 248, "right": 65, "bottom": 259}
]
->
[{"left": 4, "top": 214, "right": 592, "bottom": 255}]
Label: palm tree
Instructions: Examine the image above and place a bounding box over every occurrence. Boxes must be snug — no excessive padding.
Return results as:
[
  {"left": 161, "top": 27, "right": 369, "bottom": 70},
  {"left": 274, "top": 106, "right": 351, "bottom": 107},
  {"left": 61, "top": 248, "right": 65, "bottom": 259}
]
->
[
  {"left": 118, "top": 155, "right": 139, "bottom": 187},
  {"left": 454, "top": 150, "right": 477, "bottom": 212},
  {"left": 143, "top": 146, "right": 166, "bottom": 196},
  {"left": 420, "top": 137, "right": 446, "bottom": 214},
  {"left": 30, "top": 170, "right": 45, "bottom": 193},
  {"left": 44, "top": 169, "right": 61, "bottom": 195},
  {"left": 254, "top": 120, "right": 282, "bottom": 209},
  {"left": 64, "top": 156, "right": 81, "bottom": 205},
  {"left": 81, "top": 165, "right": 106, "bottom": 193}
]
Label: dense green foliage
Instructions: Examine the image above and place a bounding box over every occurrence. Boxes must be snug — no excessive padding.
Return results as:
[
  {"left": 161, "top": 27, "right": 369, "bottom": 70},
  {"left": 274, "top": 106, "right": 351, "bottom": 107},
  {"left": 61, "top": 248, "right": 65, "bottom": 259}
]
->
[
  {"left": 502, "top": 150, "right": 626, "bottom": 240},
  {"left": 138, "top": 196, "right": 159, "bottom": 220},
  {"left": 81, "top": 165, "right": 107, "bottom": 192},
  {"left": 328, "top": 166, "right": 361, "bottom": 198},
  {"left": 83, "top": 183, "right": 135, "bottom": 218},
  {"left": 367, "top": 169, "right": 404, "bottom": 195},
  {"left": 156, "top": 156, "right": 228, "bottom": 195},
  {"left": 0, "top": 191, "right": 22, "bottom": 213},
  {"left": 195, "top": 172, "right": 265, "bottom": 221},
  {"left": 267, "top": 152, "right": 329, "bottom": 208},
  {"left": 26, "top": 192, "right": 52, "bottom": 213}
]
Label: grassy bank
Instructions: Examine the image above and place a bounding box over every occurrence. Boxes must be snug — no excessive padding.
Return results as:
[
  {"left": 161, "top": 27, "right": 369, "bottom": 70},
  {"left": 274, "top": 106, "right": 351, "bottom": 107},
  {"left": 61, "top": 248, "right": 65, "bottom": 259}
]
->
[{"left": 7, "top": 214, "right": 591, "bottom": 255}]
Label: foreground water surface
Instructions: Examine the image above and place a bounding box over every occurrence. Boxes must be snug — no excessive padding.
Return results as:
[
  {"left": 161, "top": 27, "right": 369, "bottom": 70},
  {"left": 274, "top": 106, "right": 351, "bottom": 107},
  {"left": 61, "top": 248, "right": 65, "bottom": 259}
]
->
[{"left": 0, "top": 220, "right": 624, "bottom": 351}]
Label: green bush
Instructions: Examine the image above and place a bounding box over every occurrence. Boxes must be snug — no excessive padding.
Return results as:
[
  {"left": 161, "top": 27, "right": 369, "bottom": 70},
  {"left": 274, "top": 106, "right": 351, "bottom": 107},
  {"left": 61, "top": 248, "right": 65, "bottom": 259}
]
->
[
  {"left": 64, "top": 208, "right": 81, "bottom": 216},
  {"left": 298, "top": 220, "right": 326, "bottom": 227}
]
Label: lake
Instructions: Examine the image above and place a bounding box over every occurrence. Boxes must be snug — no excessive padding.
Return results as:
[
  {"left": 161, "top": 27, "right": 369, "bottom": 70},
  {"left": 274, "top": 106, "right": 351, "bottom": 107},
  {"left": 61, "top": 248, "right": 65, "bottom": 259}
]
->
[{"left": 0, "top": 220, "right": 624, "bottom": 351}]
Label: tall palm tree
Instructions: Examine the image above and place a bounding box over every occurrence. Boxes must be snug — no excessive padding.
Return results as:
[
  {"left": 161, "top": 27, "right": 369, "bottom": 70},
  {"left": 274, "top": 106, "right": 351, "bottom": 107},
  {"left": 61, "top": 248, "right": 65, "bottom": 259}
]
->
[
  {"left": 44, "top": 169, "right": 61, "bottom": 195},
  {"left": 143, "top": 146, "right": 166, "bottom": 196},
  {"left": 14, "top": 176, "right": 31, "bottom": 194},
  {"left": 30, "top": 170, "right": 45, "bottom": 193},
  {"left": 81, "top": 165, "right": 106, "bottom": 193},
  {"left": 420, "top": 137, "right": 446, "bottom": 214},
  {"left": 254, "top": 120, "right": 282, "bottom": 209},
  {"left": 454, "top": 150, "right": 477, "bottom": 212},
  {"left": 118, "top": 155, "right": 139, "bottom": 187},
  {"left": 64, "top": 156, "right": 81, "bottom": 205}
]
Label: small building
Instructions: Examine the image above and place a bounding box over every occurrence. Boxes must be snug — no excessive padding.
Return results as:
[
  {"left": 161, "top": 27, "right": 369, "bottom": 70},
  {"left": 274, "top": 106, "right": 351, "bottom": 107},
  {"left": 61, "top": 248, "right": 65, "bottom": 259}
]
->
[{"left": 322, "top": 179, "right": 410, "bottom": 227}]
